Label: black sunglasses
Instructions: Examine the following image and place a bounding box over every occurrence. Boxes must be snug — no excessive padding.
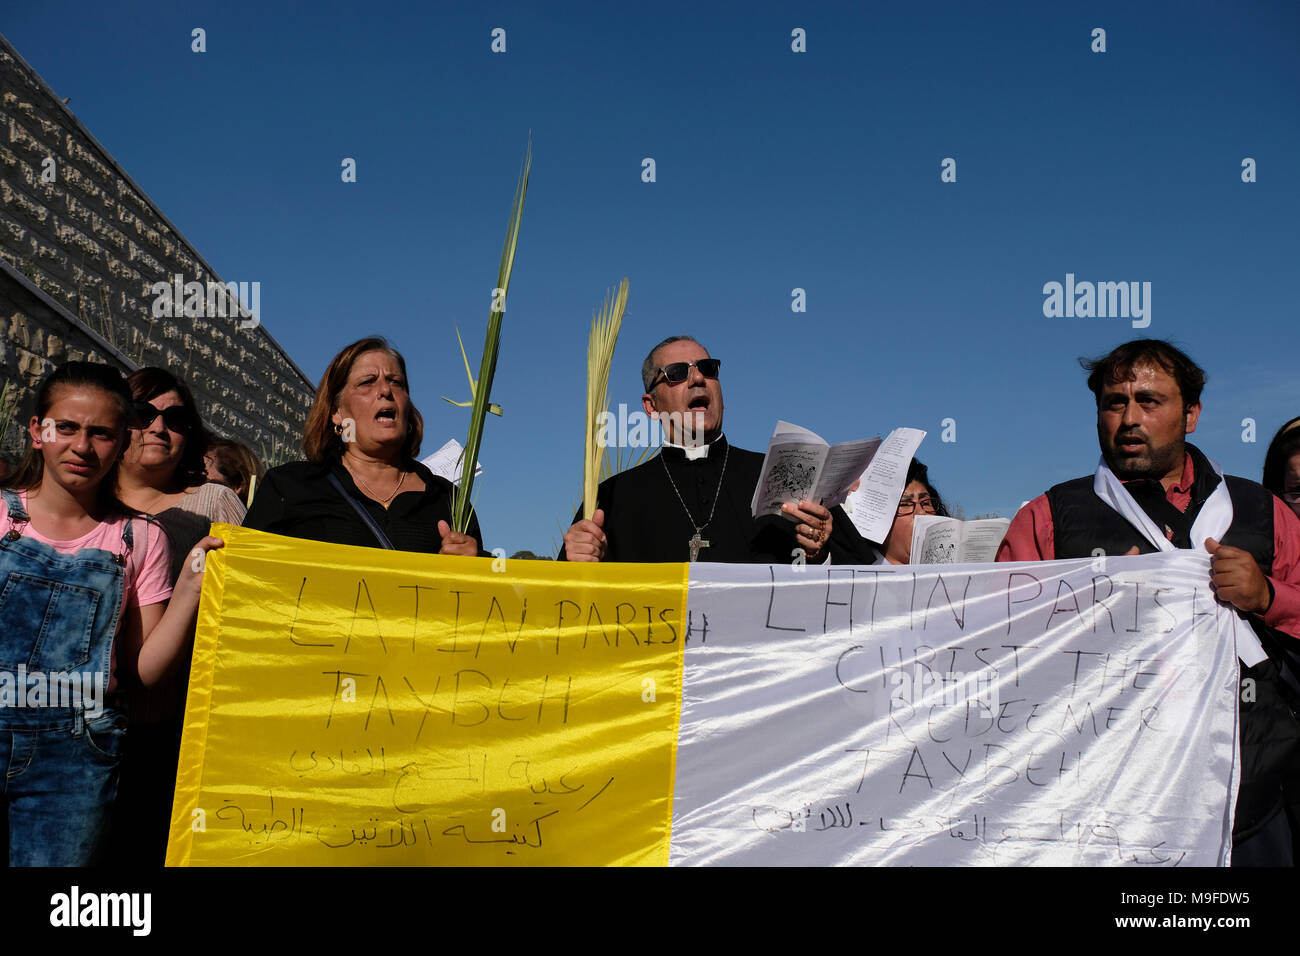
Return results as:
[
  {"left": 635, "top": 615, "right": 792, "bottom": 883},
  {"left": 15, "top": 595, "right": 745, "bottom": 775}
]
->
[
  {"left": 132, "top": 401, "right": 191, "bottom": 433},
  {"left": 651, "top": 358, "right": 721, "bottom": 388}
]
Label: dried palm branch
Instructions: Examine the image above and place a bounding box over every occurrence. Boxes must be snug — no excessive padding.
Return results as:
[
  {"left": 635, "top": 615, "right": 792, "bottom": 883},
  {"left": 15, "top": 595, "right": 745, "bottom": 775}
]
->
[{"left": 582, "top": 278, "right": 630, "bottom": 519}]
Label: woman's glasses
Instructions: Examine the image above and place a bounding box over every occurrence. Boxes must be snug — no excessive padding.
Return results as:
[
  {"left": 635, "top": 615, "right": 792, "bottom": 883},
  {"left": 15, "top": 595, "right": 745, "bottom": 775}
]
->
[
  {"left": 896, "top": 494, "right": 936, "bottom": 516},
  {"left": 132, "top": 401, "right": 191, "bottom": 434}
]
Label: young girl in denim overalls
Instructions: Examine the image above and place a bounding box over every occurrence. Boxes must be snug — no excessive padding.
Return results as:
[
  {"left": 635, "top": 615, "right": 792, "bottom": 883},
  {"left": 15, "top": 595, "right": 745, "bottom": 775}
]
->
[{"left": 0, "top": 362, "right": 220, "bottom": 866}]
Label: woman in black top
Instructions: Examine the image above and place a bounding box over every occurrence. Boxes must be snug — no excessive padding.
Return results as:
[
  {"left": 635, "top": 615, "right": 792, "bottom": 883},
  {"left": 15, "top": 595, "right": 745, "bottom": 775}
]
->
[{"left": 245, "top": 337, "right": 483, "bottom": 554}]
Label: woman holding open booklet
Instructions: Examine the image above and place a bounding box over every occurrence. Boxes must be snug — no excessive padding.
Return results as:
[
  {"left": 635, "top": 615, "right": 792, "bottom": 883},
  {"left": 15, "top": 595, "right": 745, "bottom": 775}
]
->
[
  {"left": 826, "top": 458, "right": 949, "bottom": 564},
  {"left": 883, "top": 459, "right": 1011, "bottom": 565},
  {"left": 873, "top": 459, "right": 949, "bottom": 565},
  {"left": 831, "top": 456, "right": 1010, "bottom": 565}
]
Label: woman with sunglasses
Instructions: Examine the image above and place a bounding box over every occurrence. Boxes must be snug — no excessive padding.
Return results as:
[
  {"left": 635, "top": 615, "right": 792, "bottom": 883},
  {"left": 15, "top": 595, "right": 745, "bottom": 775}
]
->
[
  {"left": 108, "top": 367, "right": 246, "bottom": 864},
  {"left": 117, "top": 369, "right": 248, "bottom": 542},
  {"left": 0, "top": 362, "right": 219, "bottom": 865}
]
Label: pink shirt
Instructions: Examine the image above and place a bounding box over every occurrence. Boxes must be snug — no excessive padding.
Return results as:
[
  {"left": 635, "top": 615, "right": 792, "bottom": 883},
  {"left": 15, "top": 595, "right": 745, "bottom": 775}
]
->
[
  {"left": 2, "top": 491, "right": 173, "bottom": 688},
  {"left": 996, "top": 455, "right": 1300, "bottom": 639}
]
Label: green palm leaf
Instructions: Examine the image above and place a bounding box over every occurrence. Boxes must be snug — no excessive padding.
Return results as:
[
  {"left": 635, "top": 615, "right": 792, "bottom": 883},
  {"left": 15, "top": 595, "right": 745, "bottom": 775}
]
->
[{"left": 450, "top": 138, "right": 532, "bottom": 533}]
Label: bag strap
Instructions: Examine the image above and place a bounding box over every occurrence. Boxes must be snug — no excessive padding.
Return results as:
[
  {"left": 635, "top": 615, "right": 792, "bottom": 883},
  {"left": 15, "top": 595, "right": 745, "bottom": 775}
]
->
[{"left": 326, "top": 472, "right": 396, "bottom": 550}]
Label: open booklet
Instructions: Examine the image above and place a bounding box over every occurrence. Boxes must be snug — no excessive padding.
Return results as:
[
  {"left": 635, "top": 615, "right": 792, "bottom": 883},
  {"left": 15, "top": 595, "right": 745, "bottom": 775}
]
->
[
  {"left": 909, "top": 515, "right": 1011, "bottom": 564},
  {"left": 840, "top": 426, "right": 928, "bottom": 542},
  {"left": 751, "top": 423, "right": 926, "bottom": 540},
  {"left": 420, "top": 438, "right": 482, "bottom": 486}
]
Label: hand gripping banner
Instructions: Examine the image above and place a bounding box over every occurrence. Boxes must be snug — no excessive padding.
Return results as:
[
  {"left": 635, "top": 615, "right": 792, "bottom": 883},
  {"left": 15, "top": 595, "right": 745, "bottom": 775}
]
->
[{"left": 168, "top": 527, "right": 1244, "bottom": 866}]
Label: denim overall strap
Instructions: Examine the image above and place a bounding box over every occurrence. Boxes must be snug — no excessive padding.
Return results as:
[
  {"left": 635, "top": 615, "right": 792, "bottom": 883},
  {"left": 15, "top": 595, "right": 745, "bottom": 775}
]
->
[
  {"left": 2, "top": 488, "right": 29, "bottom": 526},
  {"left": 0, "top": 491, "right": 128, "bottom": 730}
]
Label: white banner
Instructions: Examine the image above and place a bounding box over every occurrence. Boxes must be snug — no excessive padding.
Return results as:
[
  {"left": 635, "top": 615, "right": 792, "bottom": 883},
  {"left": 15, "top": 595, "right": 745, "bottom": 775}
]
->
[{"left": 671, "top": 553, "right": 1244, "bottom": 866}]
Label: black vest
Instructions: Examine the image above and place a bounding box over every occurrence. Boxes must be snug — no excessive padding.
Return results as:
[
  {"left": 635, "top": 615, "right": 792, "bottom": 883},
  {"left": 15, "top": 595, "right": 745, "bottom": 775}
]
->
[
  {"left": 1046, "top": 445, "right": 1298, "bottom": 840},
  {"left": 1047, "top": 474, "right": 1273, "bottom": 569},
  {"left": 1044, "top": 447, "right": 1294, "bottom": 676}
]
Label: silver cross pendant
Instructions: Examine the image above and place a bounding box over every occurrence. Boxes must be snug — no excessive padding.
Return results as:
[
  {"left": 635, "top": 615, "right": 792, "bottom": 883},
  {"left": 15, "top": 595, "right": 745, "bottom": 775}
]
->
[{"left": 688, "top": 531, "right": 710, "bottom": 563}]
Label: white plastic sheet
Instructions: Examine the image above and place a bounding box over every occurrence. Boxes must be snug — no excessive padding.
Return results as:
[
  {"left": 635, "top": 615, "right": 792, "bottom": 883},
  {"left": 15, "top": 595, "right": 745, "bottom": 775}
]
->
[{"left": 671, "top": 553, "right": 1242, "bottom": 866}]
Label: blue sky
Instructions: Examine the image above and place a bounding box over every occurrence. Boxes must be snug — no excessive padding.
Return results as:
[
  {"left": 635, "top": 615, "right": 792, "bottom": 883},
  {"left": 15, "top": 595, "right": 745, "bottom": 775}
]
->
[{"left": 5, "top": 0, "right": 1298, "bottom": 553}]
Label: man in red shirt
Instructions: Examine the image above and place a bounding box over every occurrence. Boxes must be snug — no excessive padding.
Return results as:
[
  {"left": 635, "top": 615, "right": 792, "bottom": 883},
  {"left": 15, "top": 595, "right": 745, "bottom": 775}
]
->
[{"left": 997, "top": 339, "right": 1300, "bottom": 865}]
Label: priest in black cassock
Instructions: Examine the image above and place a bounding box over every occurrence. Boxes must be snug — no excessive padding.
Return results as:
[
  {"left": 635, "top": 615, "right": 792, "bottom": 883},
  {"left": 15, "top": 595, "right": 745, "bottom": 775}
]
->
[{"left": 560, "top": 335, "right": 842, "bottom": 564}]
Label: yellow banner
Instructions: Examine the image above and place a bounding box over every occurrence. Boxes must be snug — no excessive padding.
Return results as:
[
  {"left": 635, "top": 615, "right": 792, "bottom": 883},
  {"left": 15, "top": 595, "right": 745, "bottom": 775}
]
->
[{"left": 166, "top": 525, "right": 687, "bottom": 866}]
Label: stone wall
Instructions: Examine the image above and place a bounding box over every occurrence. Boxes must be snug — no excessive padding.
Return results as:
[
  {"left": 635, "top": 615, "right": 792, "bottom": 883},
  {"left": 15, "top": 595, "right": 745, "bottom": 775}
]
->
[{"left": 0, "top": 32, "right": 314, "bottom": 465}]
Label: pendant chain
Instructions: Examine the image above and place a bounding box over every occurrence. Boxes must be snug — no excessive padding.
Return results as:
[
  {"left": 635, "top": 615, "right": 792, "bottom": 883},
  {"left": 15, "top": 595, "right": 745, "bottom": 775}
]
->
[
  {"left": 660, "top": 445, "right": 729, "bottom": 535},
  {"left": 347, "top": 461, "right": 407, "bottom": 505}
]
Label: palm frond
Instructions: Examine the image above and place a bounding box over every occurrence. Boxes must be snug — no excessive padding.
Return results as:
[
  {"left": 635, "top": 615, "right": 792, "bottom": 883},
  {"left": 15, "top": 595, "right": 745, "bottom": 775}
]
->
[
  {"left": 583, "top": 278, "right": 630, "bottom": 519},
  {"left": 450, "top": 138, "right": 532, "bottom": 533},
  {"left": 442, "top": 326, "right": 504, "bottom": 415}
]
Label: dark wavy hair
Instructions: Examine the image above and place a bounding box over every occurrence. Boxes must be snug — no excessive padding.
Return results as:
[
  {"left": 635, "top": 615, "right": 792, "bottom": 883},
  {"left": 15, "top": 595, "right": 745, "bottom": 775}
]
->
[
  {"left": 1263, "top": 416, "right": 1300, "bottom": 497},
  {"left": 1080, "top": 339, "right": 1206, "bottom": 410},
  {"left": 302, "top": 337, "right": 423, "bottom": 463},
  {"left": 7, "top": 361, "right": 133, "bottom": 503},
  {"left": 907, "top": 458, "right": 949, "bottom": 518},
  {"left": 127, "top": 367, "right": 212, "bottom": 488},
  {"left": 206, "top": 438, "right": 264, "bottom": 499}
]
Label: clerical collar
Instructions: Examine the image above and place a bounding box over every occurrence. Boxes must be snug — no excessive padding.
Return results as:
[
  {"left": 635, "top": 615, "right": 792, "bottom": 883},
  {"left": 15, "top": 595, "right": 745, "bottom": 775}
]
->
[{"left": 662, "top": 434, "right": 726, "bottom": 461}]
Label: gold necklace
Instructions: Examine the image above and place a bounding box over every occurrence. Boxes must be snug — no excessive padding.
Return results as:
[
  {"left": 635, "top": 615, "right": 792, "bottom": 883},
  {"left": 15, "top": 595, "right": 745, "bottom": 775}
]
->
[{"left": 347, "top": 461, "right": 406, "bottom": 505}]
